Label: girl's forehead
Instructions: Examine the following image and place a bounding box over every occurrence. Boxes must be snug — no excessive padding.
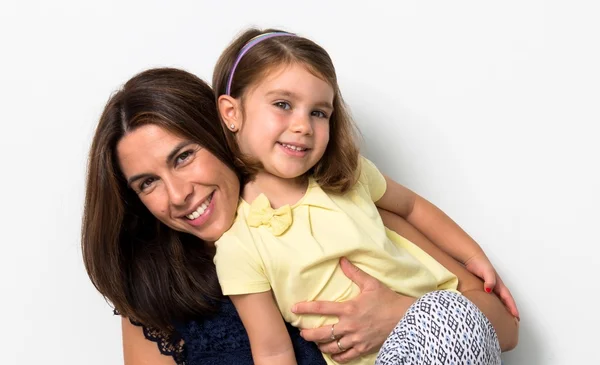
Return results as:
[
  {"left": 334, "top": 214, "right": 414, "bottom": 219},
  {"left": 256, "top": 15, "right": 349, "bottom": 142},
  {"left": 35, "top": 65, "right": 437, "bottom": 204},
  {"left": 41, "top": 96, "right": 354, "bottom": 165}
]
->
[
  {"left": 250, "top": 63, "right": 333, "bottom": 96},
  {"left": 264, "top": 62, "right": 326, "bottom": 83}
]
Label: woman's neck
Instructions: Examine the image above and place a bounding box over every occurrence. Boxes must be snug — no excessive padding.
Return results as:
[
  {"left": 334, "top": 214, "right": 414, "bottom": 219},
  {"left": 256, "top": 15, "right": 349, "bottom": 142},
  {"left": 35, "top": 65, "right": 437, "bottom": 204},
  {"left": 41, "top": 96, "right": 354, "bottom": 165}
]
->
[{"left": 242, "top": 172, "right": 308, "bottom": 209}]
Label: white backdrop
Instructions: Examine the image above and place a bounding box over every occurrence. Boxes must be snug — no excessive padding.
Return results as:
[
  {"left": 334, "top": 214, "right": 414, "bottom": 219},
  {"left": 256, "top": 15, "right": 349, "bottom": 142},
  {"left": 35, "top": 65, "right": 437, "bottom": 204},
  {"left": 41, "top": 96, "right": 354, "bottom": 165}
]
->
[{"left": 1, "top": 1, "right": 598, "bottom": 364}]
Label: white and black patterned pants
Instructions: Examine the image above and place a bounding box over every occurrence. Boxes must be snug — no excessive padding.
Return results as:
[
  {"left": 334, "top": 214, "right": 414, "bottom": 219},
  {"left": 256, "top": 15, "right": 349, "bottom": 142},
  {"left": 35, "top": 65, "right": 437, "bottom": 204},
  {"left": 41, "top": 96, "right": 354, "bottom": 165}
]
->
[{"left": 375, "top": 290, "right": 501, "bottom": 365}]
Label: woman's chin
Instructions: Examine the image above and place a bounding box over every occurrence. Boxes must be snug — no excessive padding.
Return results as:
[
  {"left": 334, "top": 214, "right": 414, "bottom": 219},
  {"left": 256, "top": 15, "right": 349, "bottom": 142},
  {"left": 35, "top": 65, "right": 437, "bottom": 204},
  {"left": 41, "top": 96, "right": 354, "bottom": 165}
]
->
[
  {"left": 191, "top": 220, "right": 231, "bottom": 242},
  {"left": 205, "top": 224, "right": 231, "bottom": 242}
]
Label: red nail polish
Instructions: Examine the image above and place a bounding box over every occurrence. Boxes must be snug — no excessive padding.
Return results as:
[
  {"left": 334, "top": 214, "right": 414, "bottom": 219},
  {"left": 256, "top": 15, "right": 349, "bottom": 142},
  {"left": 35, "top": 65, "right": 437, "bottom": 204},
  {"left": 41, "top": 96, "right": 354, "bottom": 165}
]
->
[{"left": 485, "top": 287, "right": 491, "bottom": 293}]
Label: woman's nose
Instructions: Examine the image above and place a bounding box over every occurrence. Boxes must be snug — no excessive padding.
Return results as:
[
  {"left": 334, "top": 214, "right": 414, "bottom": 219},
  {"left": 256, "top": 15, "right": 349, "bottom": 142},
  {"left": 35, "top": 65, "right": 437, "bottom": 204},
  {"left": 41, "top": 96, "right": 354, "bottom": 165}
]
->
[{"left": 165, "top": 176, "right": 193, "bottom": 206}]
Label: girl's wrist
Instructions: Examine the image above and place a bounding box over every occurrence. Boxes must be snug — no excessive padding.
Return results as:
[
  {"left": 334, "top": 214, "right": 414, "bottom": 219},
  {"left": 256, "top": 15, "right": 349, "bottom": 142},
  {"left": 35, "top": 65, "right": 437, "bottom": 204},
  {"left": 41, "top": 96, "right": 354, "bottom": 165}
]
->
[{"left": 462, "top": 248, "right": 486, "bottom": 265}]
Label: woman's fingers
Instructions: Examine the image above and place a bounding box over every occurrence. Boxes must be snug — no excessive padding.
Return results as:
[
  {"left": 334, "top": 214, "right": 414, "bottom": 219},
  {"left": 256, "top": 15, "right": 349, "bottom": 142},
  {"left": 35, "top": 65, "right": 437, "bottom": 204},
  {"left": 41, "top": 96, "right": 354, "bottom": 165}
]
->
[
  {"left": 317, "top": 336, "right": 352, "bottom": 354},
  {"left": 317, "top": 340, "right": 338, "bottom": 354},
  {"left": 494, "top": 276, "right": 520, "bottom": 319},
  {"left": 295, "top": 258, "right": 412, "bottom": 362},
  {"left": 339, "top": 257, "right": 378, "bottom": 291},
  {"left": 300, "top": 322, "right": 345, "bottom": 343},
  {"left": 318, "top": 336, "right": 362, "bottom": 363},
  {"left": 331, "top": 348, "right": 361, "bottom": 364},
  {"left": 292, "top": 300, "right": 345, "bottom": 317}
]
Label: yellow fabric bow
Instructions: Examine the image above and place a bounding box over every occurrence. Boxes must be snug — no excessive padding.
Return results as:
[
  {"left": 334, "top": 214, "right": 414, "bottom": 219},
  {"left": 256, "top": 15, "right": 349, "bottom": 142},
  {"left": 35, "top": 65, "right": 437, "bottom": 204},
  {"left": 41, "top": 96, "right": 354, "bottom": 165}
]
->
[{"left": 247, "top": 194, "right": 293, "bottom": 236}]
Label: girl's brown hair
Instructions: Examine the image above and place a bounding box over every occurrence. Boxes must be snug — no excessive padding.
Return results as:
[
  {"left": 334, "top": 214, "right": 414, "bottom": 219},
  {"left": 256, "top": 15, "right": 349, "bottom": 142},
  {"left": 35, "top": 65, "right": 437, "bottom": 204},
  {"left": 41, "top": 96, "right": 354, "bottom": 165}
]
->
[
  {"left": 82, "top": 68, "right": 239, "bottom": 333},
  {"left": 213, "top": 28, "right": 359, "bottom": 193}
]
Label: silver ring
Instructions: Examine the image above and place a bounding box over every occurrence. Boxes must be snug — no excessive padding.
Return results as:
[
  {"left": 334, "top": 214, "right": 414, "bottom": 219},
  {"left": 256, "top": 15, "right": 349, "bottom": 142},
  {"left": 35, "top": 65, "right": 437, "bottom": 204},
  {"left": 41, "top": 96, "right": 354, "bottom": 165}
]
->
[
  {"left": 337, "top": 339, "right": 346, "bottom": 352},
  {"left": 330, "top": 324, "right": 336, "bottom": 340}
]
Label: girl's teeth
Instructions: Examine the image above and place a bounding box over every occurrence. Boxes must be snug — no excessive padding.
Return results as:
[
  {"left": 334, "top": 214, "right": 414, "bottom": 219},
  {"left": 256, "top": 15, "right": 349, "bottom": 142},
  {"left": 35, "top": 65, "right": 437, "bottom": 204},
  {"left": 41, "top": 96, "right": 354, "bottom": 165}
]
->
[{"left": 282, "top": 143, "right": 306, "bottom": 151}]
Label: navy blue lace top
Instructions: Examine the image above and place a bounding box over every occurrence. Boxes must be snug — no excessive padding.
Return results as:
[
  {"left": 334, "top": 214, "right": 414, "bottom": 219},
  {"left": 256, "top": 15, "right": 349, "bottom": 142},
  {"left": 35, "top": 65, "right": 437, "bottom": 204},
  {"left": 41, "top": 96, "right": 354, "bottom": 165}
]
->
[{"left": 129, "top": 298, "right": 326, "bottom": 365}]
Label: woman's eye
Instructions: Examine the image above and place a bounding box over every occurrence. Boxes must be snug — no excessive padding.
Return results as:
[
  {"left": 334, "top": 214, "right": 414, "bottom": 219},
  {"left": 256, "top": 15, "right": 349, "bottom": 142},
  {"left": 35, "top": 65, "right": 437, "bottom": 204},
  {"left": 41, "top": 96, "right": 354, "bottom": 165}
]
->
[
  {"left": 311, "top": 110, "right": 328, "bottom": 118},
  {"left": 274, "top": 101, "right": 291, "bottom": 110},
  {"left": 175, "top": 150, "right": 193, "bottom": 165},
  {"left": 139, "top": 177, "right": 157, "bottom": 191}
]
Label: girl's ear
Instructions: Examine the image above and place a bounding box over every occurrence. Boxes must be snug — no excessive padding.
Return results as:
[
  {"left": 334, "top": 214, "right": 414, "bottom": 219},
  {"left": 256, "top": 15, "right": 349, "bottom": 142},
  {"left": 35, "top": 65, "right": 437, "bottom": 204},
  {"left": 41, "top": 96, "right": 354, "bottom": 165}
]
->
[{"left": 218, "top": 95, "right": 242, "bottom": 132}]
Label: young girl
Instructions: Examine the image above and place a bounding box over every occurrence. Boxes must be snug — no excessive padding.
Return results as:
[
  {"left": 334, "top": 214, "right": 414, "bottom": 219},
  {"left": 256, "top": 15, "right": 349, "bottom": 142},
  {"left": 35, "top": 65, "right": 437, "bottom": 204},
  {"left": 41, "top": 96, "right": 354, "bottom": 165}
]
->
[{"left": 212, "top": 29, "right": 517, "bottom": 365}]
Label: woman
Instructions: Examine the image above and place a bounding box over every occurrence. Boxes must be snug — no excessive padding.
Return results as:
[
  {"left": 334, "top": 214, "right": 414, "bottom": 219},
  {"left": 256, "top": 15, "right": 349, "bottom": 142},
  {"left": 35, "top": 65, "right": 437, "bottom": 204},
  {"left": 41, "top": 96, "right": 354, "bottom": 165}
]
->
[{"left": 82, "top": 68, "right": 518, "bottom": 365}]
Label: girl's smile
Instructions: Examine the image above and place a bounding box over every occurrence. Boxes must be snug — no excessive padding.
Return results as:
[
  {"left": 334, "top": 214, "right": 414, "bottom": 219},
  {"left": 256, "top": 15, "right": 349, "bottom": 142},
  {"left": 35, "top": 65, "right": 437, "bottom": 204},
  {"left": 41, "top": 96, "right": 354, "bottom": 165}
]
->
[{"left": 234, "top": 64, "right": 334, "bottom": 180}]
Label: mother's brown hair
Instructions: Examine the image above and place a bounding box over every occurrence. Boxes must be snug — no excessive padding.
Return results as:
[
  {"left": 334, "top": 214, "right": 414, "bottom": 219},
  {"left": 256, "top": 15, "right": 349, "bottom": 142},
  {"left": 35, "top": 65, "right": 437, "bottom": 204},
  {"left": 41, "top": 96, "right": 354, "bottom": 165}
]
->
[{"left": 82, "top": 68, "right": 239, "bottom": 332}]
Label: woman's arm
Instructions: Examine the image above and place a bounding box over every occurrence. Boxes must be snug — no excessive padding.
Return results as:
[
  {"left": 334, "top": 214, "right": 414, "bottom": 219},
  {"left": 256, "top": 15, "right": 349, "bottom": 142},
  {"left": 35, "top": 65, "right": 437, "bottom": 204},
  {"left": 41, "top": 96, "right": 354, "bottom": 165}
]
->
[
  {"left": 230, "top": 291, "right": 297, "bottom": 365},
  {"left": 122, "top": 318, "right": 177, "bottom": 365},
  {"left": 293, "top": 208, "right": 518, "bottom": 363},
  {"left": 377, "top": 208, "right": 519, "bottom": 351}
]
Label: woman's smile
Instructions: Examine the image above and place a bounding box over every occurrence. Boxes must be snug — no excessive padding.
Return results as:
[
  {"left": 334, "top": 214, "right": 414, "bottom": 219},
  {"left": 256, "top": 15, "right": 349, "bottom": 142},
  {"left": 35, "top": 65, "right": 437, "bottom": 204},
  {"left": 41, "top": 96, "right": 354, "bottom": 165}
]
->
[{"left": 117, "top": 124, "right": 240, "bottom": 242}]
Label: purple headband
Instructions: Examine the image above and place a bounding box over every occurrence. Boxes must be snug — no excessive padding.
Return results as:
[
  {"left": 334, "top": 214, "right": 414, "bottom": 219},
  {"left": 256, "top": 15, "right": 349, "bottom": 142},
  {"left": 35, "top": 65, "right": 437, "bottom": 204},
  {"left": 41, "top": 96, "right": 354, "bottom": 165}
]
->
[{"left": 225, "top": 32, "right": 296, "bottom": 96}]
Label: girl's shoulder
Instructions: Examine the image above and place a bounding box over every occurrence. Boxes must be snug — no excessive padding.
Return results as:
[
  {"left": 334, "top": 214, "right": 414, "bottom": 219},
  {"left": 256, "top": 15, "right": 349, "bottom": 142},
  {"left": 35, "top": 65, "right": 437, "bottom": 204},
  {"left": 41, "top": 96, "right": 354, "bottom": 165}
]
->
[{"left": 355, "top": 155, "right": 387, "bottom": 202}]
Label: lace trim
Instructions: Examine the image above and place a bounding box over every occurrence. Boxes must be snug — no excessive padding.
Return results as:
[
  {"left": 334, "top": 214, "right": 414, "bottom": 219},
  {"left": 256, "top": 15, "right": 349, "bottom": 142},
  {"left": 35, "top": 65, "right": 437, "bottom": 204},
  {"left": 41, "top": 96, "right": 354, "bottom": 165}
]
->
[{"left": 114, "top": 310, "right": 186, "bottom": 365}]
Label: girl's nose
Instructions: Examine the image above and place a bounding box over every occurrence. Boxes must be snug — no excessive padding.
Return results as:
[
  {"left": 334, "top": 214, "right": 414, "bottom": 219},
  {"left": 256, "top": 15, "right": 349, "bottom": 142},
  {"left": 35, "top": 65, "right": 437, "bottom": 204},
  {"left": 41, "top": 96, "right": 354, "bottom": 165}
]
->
[{"left": 290, "top": 113, "right": 313, "bottom": 135}]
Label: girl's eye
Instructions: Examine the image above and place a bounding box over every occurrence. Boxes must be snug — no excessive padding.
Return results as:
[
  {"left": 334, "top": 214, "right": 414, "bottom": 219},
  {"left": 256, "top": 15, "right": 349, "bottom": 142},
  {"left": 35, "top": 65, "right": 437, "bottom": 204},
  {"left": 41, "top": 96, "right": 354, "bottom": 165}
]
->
[
  {"left": 175, "top": 150, "right": 193, "bottom": 165},
  {"left": 139, "top": 177, "right": 157, "bottom": 191},
  {"left": 311, "top": 110, "right": 328, "bottom": 118},
  {"left": 274, "top": 101, "right": 291, "bottom": 110}
]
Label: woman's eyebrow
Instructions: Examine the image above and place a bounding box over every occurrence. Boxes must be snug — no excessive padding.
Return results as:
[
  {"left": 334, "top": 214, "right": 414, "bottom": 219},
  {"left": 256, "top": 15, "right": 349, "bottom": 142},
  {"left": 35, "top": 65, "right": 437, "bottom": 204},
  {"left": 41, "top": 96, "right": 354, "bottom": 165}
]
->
[
  {"left": 127, "top": 173, "right": 151, "bottom": 187},
  {"left": 126, "top": 141, "right": 195, "bottom": 187},
  {"left": 166, "top": 140, "right": 195, "bottom": 163}
]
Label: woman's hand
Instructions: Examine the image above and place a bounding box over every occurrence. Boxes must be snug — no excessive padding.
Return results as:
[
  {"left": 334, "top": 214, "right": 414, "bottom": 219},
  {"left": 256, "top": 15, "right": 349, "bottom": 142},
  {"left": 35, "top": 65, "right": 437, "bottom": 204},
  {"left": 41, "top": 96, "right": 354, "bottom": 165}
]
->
[{"left": 291, "top": 258, "right": 414, "bottom": 363}]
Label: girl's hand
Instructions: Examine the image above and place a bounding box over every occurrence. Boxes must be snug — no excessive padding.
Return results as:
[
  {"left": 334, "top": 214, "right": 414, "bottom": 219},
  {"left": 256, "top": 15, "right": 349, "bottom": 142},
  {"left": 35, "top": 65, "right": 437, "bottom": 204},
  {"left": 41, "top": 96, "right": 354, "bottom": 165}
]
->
[
  {"left": 465, "top": 252, "right": 520, "bottom": 319},
  {"left": 291, "top": 258, "right": 414, "bottom": 363}
]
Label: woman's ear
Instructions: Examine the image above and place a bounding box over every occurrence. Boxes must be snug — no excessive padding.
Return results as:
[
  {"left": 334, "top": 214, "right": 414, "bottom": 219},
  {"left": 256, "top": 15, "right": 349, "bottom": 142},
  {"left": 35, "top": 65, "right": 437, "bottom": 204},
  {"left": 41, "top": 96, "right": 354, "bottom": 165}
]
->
[{"left": 218, "top": 95, "right": 242, "bottom": 132}]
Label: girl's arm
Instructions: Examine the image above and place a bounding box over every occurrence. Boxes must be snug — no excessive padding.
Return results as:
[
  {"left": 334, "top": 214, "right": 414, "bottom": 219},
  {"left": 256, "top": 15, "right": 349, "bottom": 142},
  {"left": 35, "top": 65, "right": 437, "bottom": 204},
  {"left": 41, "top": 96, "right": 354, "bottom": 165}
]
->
[
  {"left": 375, "top": 175, "right": 482, "bottom": 264},
  {"left": 376, "top": 175, "right": 519, "bottom": 317},
  {"left": 122, "top": 318, "right": 177, "bottom": 365},
  {"left": 377, "top": 208, "right": 519, "bottom": 351},
  {"left": 293, "top": 208, "right": 518, "bottom": 363},
  {"left": 230, "top": 291, "right": 297, "bottom": 365}
]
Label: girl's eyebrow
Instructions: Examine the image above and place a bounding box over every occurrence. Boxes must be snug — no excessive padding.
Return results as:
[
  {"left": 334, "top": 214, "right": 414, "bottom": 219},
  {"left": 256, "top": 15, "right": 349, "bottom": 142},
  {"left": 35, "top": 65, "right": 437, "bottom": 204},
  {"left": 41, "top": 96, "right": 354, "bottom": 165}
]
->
[
  {"left": 126, "top": 140, "right": 194, "bottom": 187},
  {"left": 265, "top": 89, "right": 296, "bottom": 98},
  {"left": 265, "top": 89, "right": 333, "bottom": 110},
  {"left": 315, "top": 100, "right": 334, "bottom": 111}
]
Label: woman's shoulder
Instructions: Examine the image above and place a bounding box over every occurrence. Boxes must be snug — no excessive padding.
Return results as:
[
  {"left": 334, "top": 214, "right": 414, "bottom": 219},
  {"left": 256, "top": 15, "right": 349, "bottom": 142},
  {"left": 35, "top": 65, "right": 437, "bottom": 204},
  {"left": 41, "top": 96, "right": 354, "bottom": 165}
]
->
[
  {"left": 178, "top": 299, "right": 326, "bottom": 365},
  {"left": 176, "top": 299, "right": 253, "bottom": 364},
  {"left": 120, "top": 298, "right": 325, "bottom": 365},
  {"left": 119, "top": 300, "right": 248, "bottom": 365},
  {"left": 121, "top": 315, "right": 183, "bottom": 365}
]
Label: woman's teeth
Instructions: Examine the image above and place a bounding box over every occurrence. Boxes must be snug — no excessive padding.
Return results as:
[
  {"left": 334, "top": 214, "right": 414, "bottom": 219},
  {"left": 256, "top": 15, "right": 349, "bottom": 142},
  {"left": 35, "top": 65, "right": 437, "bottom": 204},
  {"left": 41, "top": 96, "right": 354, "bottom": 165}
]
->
[
  {"left": 186, "top": 194, "right": 212, "bottom": 220},
  {"left": 281, "top": 143, "right": 307, "bottom": 151}
]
